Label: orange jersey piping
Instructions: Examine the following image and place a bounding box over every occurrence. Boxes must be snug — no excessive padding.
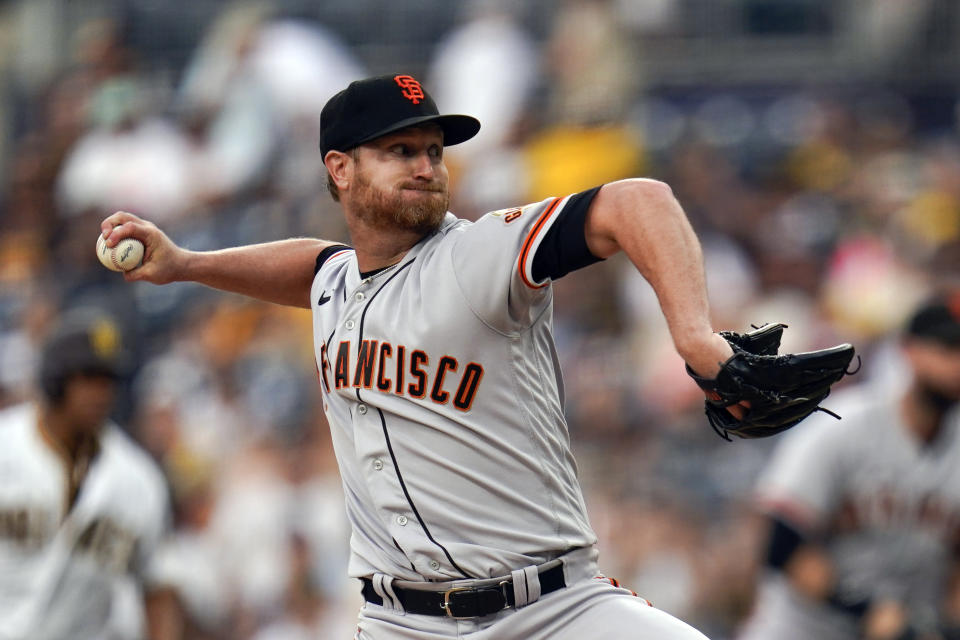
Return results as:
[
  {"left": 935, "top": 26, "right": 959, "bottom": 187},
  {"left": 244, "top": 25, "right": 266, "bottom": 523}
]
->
[{"left": 517, "top": 197, "right": 565, "bottom": 289}]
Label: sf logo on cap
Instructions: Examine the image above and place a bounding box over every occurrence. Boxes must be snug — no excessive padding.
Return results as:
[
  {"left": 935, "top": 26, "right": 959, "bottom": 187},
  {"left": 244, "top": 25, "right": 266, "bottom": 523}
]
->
[{"left": 394, "top": 75, "right": 424, "bottom": 105}]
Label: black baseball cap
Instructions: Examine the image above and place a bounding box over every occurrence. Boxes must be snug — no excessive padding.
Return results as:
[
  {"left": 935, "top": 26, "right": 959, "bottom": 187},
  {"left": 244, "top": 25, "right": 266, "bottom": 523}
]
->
[
  {"left": 319, "top": 74, "right": 480, "bottom": 157},
  {"left": 906, "top": 292, "right": 960, "bottom": 347}
]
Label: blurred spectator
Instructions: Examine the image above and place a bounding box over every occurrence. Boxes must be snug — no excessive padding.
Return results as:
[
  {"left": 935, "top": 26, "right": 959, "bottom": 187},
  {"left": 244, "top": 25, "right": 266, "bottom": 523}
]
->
[
  {"left": 521, "top": 0, "right": 645, "bottom": 203},
  {"left": 0, "top": 291, "right": 56, "bottom": 408},
  {"left": 426, "top": 0, "right": 538, "bottom": 217},
  {"left": 427, "top": 0, "right": 538, "bottom": 155},
  {"left": 56, "top": 76, "right": 197, "bottom": 223},
  {"left": 838, "top": 0, "right": 938, "bottom": 75},
  {"left": 4, "top": 16, "right": 140, "bottom": 261},
  {"left": 176, "top": 4, "right": 365, "bottom": 204},
  {"left": 542, "top": 0, "right": 640, "bottom": 125},
  {"left": 822, "top": 234, "right": 929, "bottom": 344},
  {"left": 248, "top": 534, "right": 326, "bottom": 640},
  {"left": 524, "top": 123, "right": 645, "bottom": 203},
  {"left": 150, "top": 447, "right": 228, "bottom": 638}
]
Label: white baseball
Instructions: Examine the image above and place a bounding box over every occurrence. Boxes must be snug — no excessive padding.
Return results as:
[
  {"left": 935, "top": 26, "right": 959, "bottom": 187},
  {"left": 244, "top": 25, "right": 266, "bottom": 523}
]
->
[{"left": 96, "top": 234, "right": 144, "bottom": 272}]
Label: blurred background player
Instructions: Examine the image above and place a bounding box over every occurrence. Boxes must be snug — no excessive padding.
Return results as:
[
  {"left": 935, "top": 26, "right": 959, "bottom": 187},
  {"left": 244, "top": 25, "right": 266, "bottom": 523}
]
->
[
  {"left": 0, "top": 312, "right": 180, "bottom": 640},
  {"left": 738, "top": 292, "right": 960, "bottom": 640}
]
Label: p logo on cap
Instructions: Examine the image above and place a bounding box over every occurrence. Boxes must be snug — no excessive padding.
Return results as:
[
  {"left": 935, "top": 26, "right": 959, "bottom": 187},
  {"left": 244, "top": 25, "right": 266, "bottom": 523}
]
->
[
  {"left": 394, "top": 75, "right": 425, "bottom": 105},
  {"left": 90, "top": 318, "right": 121, "bottom": 360}
]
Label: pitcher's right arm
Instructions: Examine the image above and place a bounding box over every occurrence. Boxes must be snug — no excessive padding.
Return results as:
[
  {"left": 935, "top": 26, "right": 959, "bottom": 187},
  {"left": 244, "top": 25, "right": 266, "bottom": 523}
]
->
[{"left": 101, "top": 211, "right": 336, "bottom": 309}]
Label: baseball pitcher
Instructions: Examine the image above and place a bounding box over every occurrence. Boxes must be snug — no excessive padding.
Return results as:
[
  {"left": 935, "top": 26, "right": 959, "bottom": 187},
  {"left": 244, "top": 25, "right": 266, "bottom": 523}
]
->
[{"left": 100, "top": 74, "right": 852, "bottom": 639}]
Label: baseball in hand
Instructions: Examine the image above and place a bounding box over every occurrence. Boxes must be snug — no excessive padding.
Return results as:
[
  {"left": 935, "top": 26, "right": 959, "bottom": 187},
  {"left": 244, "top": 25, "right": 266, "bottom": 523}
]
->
[{"left": 96, "top": 234, "right": 144, "bottom": 272}]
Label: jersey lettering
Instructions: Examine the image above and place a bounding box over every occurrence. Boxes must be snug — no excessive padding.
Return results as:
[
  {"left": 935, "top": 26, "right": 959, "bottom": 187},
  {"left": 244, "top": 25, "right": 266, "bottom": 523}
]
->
[
  {"left": 74, "top": 516, "right": 137, "bottom": 573},
  {"left": 430, "top": 356, "right": 458, "bottom": 404},
  {"left": 833, "top": 488, "right": 960, "bottom": 542},
  {"left": 377, "top": 343, "right": 393, "bottom": 391},
  {"left": 354, "top": 340, "right": 379, "bottom": 388},
  {"left": 454, "top": 363, "right": 485, "bottom": 411},
  {"left": 319, "top": 343, "right": 331, "bottom": 392},
  {"left": 395, "top": 346, "right": 406, "bottom": 395},
  {"left": 322, "top": 341, "right": 484, "bottom": 412},
  {"left": 394, "top": 345, "right": 407, "bottom": 395},
  {"left": 408, "top": 350, "right": 429, "bottom": 398},
  {"left": 335, "top": 341, "right": 351, "bottom": 389},
  {"left": 0, "top": 507, "right": 50, "bottom": 547}
]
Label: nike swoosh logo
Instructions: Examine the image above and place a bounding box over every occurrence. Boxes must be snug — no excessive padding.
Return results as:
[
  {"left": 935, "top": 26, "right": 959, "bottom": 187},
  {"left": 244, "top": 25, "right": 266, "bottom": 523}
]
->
[{"left": 318, "top": 290, "right": 331, "bottom": 306}]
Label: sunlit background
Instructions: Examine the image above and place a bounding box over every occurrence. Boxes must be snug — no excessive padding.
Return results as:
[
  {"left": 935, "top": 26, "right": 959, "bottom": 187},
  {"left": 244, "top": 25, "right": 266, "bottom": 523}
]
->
[{"left": 2, "top": 0, "right": 960, "bottom": 638}]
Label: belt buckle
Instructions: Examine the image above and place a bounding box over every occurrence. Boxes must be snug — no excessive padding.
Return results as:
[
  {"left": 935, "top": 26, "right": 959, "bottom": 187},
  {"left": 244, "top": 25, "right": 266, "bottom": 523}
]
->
[
  {"left": 441, "top": 581, "right": 512, "bottom": 619},
  {"left": 441, "top": 587, "right": 474, "bottom": 619}
]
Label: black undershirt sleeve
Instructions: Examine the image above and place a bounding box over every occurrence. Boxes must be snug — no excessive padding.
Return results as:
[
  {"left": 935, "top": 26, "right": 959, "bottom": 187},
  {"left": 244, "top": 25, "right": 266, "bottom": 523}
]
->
[
  {"left": 766, "top": 516, "right": 804, "bottom": 570},
  {"left": 530, "top": 186, "right": 605, "bottom": 283},
  {"left": 314, "top": 244, "right": 352, "bottom": 275}
]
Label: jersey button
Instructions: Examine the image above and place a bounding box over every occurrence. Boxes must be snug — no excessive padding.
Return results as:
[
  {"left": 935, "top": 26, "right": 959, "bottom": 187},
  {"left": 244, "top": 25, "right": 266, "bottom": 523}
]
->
[
  {"left": 355, "top": 292, "right": 365, "bottom": 301},
  {"left": 429, "top": 560, "right": 441, "bottom": 571},
  {"left": 358, "top": 404, "right": 368, "bottom": 415},
  {"left": 345, "top": 320, "right": 356, "bottom": 330},
  {"left": 373, "top": 459, "right": 384, "bottom": 471},
  {"left": 397, "top": 515, "right": 408, "bottom": 526}
]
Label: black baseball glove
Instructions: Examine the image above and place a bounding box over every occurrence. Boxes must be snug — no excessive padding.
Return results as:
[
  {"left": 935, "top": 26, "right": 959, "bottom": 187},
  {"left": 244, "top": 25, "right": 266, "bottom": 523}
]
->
[{"left": 686, "top": 323, "right": 857, "bottom": 440}]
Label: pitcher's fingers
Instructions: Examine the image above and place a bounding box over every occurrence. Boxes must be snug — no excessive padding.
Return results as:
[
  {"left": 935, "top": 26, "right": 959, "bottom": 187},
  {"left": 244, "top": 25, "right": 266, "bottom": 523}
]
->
[
  {"left": 103, "top": 219, "right": 154, "bottom": 247},
  {"left": 100, "top": 211, "right": 144, "bottom": 239},
  {"left": 726, "top": 401, "right": 751, "bottom": 420},
  {"left": 123, "top": 265, "right": 149, "bottom": 282},
  {"left": 101, "top": 211, "right": 140, "bottom": 233}
]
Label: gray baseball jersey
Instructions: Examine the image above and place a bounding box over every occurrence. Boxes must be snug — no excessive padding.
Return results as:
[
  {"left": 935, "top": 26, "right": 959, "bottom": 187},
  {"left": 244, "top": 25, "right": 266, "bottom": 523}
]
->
[
  {"left": 738, "top": 385, "right": 960, "bottom": 640},
  {"left": 310, "top": 196, "right": 597, "bottom": 583},
  {"left": 0, "top": 403, "right": 170, "bottom": 640}
]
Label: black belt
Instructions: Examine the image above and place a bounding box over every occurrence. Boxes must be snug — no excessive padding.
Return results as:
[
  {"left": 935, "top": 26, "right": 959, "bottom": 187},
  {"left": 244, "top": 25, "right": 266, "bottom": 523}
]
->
[{"left": 361, "top": 563, "right": 566, "bottom": 618}]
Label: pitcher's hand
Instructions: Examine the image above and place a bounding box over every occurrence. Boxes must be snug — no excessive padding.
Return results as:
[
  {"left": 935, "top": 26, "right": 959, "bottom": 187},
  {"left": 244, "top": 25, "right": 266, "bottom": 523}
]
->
[{"left": 100, "top": 212, "right": 189, "bottom": 284}]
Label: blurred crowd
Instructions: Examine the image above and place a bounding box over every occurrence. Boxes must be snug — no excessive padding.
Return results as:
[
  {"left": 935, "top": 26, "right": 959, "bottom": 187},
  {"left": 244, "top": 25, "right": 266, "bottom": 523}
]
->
[{"left": 1, "top": 0, "right": 960, "bottom": 638}]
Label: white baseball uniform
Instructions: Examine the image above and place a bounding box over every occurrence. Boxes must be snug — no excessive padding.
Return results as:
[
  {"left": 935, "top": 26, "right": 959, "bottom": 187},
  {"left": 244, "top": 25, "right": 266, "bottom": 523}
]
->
[
  {"left": 0, "top": 402, "right": 171, "bottom": 640},
  {"left": 738, "top": 385, "right": 960, "bottom": 640},
  {"left": 310, "top": 193, "right": 709, "bottom": 639}
]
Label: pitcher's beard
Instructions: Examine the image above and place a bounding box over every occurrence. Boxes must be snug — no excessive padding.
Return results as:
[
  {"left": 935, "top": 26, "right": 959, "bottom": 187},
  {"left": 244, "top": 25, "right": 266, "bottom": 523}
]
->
[
  {"left": 917, "top": 379, "right": 960, "bottom": 415},
  {"left": 353, "top": 173, "right": 449, "bottom": 236}
]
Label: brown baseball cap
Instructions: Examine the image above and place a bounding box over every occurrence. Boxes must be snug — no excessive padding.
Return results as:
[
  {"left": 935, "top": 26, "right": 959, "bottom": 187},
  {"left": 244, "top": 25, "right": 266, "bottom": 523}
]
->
[{"left": 319, "top": 74, "right": 480, "bottom": 157}]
